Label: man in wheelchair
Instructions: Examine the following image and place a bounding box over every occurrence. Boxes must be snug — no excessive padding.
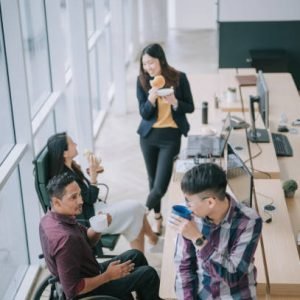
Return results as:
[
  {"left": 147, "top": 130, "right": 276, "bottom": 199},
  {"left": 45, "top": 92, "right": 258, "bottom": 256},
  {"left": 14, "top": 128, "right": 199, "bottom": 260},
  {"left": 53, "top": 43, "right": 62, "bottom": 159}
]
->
[{"left": 39, "top": 172, "right": 161, "bottom": 300}]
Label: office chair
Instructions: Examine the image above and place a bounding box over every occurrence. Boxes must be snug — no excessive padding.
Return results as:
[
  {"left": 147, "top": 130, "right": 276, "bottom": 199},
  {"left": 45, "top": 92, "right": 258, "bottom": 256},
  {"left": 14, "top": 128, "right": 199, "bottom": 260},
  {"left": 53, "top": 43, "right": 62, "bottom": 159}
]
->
[{"left": 33, "top": 146, "right": 120, "bottom": 258}]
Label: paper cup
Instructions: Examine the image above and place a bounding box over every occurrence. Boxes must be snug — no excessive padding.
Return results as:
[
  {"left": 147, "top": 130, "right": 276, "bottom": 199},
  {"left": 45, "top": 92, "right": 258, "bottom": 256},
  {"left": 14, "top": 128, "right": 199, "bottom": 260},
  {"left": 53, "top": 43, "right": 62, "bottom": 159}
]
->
[{"left": 89, "top": 214, "right": 108, "bottom": 233}]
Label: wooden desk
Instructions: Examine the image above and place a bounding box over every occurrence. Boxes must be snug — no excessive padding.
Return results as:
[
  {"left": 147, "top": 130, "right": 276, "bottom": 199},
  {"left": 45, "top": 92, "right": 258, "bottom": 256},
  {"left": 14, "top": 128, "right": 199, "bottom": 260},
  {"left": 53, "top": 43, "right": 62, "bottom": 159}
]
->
[
  {"left": 254, "top": 180, "right": 300, "bottom": 296},
  {"left": 228, "top": 121, "right": 280, "bottom": 179},
  {"left": 160, "top": 70, "right": 300, "bottom": 299},
  {"left": 265, "top": 73, "right": 300, "bottom": 243},
  {"left": 185, "top": 74, "right": 281, "bottom": 179}
]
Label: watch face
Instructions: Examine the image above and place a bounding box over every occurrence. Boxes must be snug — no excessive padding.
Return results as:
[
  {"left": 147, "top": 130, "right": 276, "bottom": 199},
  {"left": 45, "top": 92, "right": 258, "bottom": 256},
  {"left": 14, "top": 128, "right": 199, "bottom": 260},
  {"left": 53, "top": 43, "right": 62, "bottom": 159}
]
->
[{"left": 195, "top": 237, "right": 204, "bottom": 246}]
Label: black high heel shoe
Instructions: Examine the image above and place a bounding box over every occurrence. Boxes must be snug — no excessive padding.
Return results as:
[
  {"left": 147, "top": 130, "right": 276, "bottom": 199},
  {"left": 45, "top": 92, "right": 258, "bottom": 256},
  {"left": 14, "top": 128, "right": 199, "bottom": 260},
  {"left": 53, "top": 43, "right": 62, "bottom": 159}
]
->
[{"left": 154, "top": 214, "right": 163, "bottom": 236}]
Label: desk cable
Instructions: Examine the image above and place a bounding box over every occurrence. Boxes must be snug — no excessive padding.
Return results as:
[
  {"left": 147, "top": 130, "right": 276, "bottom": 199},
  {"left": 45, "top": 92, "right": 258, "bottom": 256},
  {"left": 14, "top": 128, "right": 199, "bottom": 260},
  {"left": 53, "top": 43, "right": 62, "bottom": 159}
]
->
[
  {"left": 243, "top": 141, "right": 263, "bottom": 164},
  {"left": 256, "top": 191, "right": 275, "bottom": 224}
]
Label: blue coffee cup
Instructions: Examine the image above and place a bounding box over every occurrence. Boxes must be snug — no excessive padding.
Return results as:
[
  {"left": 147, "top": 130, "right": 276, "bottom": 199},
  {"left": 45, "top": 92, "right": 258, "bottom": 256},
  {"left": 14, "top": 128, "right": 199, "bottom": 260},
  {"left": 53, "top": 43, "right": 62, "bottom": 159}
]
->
[{"left": 172, "top": 205, "right": 192, "bottom": 220}]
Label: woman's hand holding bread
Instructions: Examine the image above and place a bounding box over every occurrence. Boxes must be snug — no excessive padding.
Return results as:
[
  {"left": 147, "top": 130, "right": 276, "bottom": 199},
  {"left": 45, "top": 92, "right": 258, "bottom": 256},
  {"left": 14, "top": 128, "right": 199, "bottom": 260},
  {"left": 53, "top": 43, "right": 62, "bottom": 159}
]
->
[
  {"left": 84, "top": 150, "right": 104, "bottom": 183},
  {"left": 148, "top": 75, "right": 166, "bottom": 105}
]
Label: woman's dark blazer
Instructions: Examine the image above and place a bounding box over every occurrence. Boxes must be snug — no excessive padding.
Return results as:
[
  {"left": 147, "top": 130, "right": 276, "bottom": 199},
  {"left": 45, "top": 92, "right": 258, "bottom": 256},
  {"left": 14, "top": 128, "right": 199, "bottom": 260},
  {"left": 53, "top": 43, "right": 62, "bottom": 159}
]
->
[{"left": 136, "top": 72, "right": 194, "bottom": 138}]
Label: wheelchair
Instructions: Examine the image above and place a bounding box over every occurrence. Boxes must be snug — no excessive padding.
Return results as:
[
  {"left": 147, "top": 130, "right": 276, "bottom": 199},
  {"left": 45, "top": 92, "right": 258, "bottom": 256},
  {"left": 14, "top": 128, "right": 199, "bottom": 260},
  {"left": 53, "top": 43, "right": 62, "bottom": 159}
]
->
[
  {"left": 33, "top": 255, "right": 120, "bottom": 300},
  {"left": 32, "top": 273, "right": 120, "bottom": 300}
]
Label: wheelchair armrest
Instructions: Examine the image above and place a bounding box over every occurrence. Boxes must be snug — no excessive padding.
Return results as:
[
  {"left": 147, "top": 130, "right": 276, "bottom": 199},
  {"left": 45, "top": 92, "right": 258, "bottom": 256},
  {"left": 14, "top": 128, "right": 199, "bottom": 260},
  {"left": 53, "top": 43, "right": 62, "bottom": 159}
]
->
[{"left": 96, "top": 183, "right": 109, "bottom": 203}]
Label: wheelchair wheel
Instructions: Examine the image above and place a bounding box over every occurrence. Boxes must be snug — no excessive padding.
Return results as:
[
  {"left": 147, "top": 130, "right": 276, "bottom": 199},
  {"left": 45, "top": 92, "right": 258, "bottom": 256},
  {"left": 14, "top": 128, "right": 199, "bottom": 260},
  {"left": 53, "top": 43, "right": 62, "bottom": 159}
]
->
[{"left": 33, "top": 274, "right": 63, "bottom": 300}]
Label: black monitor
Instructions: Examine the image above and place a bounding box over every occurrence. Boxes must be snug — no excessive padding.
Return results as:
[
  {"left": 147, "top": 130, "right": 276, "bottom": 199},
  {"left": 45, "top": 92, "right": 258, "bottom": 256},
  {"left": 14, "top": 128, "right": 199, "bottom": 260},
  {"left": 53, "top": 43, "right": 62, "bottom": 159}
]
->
[
  {"left": 247, "top": 70, "right": 270, "bottom": 143},
  {"left": 226, "top": 144, "right": 253, "bottom": 208},
  {"left": 257, "top": 70, "right": 269, "bottom": 128}
]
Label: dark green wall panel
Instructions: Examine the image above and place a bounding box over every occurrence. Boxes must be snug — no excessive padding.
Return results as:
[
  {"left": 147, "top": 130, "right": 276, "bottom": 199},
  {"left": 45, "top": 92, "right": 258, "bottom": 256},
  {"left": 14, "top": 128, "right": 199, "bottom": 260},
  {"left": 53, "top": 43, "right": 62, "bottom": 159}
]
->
[{"left": 219, "top": 21, "right": 300, "bottom": 88}]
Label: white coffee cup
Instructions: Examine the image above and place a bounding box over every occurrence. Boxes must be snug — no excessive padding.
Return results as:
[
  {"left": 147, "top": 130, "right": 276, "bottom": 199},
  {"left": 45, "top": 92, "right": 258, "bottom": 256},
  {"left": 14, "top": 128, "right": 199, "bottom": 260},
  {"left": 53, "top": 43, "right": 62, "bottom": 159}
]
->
[
  {"left": 89, "top": 214, "right": 108, "bottom": 233},
  {"left": 226, "top": 89, "right": 237, "bottom": 103}
]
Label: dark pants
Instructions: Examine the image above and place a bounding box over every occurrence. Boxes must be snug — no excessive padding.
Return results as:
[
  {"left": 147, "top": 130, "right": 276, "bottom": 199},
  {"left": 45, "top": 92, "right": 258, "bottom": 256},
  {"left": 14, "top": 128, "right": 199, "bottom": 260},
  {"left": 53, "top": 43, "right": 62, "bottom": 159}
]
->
[
  {"left": 140, "top": 128, "right": 181, "bottom": 213},
  {"left": 79, "top": 250, "right": 160, "bottom": 300}
]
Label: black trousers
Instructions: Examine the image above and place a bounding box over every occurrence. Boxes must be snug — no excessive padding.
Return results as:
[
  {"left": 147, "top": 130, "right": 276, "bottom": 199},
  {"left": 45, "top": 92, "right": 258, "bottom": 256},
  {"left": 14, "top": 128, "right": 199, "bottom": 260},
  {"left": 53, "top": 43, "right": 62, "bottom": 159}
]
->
[
  {"left": 79, "top": 250, "right": 160, "bottom": 300},
  {"left": 140, "top": 128, "right": 181, "bottom": 213}
]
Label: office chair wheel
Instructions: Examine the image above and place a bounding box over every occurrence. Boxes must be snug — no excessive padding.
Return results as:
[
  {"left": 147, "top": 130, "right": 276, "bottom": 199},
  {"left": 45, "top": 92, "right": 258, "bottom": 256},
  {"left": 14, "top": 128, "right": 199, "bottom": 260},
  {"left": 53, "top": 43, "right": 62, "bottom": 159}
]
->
[{"left": 33, "top": 274, "right": 64, "bottom": 300}]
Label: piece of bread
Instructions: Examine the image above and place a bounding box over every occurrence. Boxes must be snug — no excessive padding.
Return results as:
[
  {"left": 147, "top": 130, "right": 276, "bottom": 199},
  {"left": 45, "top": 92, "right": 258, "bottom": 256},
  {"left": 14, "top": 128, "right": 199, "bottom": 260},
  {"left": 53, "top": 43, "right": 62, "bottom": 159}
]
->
[
  {"left": 150, "top": 75, "right": 165, "bottom": 89},
  {"left": 84, "top": 149, "right": 104, "bottom": 173}
]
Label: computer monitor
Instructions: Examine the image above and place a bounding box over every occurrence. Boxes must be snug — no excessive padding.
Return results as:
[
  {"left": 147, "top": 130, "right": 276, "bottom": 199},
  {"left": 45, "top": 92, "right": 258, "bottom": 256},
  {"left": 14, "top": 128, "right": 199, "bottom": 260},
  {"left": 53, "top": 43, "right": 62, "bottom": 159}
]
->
[
  {"left": 226, "top": 144, "right": 253, "bottom": 207},
  {"left": 257, "top": 70, "right": 269, "bottom": 128},
  {"left": 247, "top": 70, "right": 270, "bottom": 143}
]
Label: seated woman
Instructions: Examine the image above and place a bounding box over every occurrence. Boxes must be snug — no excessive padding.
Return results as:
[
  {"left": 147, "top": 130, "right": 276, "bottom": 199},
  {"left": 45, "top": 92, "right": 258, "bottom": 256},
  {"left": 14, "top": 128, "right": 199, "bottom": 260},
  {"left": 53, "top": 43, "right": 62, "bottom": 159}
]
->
[{"left": 47, "top": 132, "right": 159, "bottom": 253}]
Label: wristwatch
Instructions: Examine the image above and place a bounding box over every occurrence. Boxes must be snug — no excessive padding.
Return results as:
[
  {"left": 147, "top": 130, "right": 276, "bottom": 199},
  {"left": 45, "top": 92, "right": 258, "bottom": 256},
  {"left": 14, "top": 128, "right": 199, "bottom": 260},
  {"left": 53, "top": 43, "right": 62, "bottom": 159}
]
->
[{"left": 194, "top": 236, "right": 206, "bottom": 247}]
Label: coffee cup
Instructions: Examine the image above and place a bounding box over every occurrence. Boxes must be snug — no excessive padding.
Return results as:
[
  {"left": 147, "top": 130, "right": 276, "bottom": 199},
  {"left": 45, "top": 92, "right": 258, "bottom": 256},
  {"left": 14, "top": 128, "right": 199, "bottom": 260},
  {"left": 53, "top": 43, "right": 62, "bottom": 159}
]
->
[
  {"left": 172, "top": 205, "right": 192, "bottom": 220},
  {"left": 89, "top": 214, "right": 108, "bottom": 233}
]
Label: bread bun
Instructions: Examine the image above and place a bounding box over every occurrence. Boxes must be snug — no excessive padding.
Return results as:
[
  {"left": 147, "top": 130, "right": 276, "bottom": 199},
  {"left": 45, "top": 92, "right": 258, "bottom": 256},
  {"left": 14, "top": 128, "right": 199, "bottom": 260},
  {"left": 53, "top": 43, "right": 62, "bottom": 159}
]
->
[
  {"left": 84, "top": 149, "right": 104, "bottom": 173},
  {"left": 150, "top": 75, "right": 165, "bottom": 89}
]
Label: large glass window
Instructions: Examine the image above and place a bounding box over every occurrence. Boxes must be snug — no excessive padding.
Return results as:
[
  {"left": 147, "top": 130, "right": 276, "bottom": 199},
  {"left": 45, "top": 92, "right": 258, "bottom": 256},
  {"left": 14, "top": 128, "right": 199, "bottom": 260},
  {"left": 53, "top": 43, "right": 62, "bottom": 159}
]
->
[
  {"left": 86, "top": 0, "right": 96, "bottom": 37},
  {"left": 0, "top": 15, "right": 15, "bottom": 164},
  {"left": 19, "top": 0, "right": 52, "bottom": 118},
  {"left": 0, "top": 170, "right": 29, "bottom": 299},
  {"left": 60, "top": 0, "right": 71, "bottom": 70},
  {"left": 89, "top": 47, "right": 100, "bottom": 116}
]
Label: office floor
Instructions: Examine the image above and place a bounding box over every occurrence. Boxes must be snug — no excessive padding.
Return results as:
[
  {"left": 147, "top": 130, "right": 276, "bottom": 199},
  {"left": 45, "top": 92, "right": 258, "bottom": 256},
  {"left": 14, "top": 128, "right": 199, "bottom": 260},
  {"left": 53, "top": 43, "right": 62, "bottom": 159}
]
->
[{"left": 94, "top": 28, "right": 218, "bottom": 274}]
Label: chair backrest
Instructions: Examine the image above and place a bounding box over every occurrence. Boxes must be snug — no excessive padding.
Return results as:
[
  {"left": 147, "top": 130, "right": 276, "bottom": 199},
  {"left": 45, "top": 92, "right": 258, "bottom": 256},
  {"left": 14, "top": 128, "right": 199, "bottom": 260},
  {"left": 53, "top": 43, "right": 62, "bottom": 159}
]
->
[{"left": 33, "top": 146, "right": 51, "bottom": 213}]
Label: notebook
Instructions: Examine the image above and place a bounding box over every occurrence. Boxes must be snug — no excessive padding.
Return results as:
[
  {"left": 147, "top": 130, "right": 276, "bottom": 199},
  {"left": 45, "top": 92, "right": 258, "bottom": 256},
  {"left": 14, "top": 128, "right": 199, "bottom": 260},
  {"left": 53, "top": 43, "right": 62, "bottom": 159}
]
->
[
  {"left": 186, "top": 113, "right": 232, "bottom": 158},
  {"left": 235, "top": 75, "right": 257, "bottom": 86}
]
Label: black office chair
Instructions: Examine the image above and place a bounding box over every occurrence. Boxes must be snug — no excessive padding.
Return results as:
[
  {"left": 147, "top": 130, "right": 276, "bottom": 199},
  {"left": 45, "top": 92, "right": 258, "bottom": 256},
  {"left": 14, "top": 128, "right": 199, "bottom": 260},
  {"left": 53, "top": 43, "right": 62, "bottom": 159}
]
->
[{"left": 33, "top": 146, "right": 120, "bottom": 258}]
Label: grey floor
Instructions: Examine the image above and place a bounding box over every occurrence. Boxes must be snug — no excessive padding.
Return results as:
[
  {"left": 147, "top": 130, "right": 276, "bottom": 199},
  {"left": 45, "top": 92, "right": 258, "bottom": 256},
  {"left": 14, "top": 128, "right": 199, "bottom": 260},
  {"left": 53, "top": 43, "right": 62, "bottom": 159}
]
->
[{"left": 95, "top": 29, "right": 218, "bottom": 272}]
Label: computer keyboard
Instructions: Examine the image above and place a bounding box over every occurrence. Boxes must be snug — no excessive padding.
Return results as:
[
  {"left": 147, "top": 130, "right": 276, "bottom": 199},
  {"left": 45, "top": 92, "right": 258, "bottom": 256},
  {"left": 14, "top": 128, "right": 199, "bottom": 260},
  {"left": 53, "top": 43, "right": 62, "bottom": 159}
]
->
[{"left": 271, "top": 133, "right": 293, "bottom": 157}]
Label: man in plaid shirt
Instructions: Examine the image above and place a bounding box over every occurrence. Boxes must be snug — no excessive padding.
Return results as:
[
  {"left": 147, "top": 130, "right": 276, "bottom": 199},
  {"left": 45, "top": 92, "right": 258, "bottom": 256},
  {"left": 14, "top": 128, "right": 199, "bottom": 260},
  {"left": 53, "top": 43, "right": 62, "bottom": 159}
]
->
[{"left": 170, "top": 163, "right": 262, "bottom": 299}]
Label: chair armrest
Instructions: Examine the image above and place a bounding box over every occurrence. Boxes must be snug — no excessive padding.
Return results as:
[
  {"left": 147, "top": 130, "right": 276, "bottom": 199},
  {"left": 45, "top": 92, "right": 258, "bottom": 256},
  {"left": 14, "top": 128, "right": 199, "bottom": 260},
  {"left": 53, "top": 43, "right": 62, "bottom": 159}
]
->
[{"left": 96, "top": 183, "right": 109, "bottom": 203}]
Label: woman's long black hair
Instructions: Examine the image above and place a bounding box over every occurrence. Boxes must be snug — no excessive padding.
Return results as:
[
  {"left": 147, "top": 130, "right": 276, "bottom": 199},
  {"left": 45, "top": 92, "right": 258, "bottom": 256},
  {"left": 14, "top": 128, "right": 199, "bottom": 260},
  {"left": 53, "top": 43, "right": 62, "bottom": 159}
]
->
[
  {"left": 47, "top": 132, "right": 84, "bottom": 180},
  {"left": 138, "top": 43, "right": 180, "bottom": 92}
]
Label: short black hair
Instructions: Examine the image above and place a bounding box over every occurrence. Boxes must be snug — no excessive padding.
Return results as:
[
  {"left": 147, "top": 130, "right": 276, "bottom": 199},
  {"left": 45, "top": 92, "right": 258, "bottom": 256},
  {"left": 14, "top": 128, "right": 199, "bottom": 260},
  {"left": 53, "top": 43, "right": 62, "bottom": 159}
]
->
[
  {"left": 181, "top": 163, "right": 227, "bottom": 200},
  {"left": 47, "top": 173, "right": 76, "bottom": 200}
]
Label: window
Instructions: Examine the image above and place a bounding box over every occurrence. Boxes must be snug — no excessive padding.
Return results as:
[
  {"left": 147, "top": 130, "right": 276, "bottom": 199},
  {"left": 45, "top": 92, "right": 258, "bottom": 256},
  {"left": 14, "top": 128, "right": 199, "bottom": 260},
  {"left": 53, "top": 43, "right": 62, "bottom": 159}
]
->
[
  {"left": 0, "top": 169, "right": 29, "bottom": 299},
  {"left": 19, "top": 0, "right": 52, "bottom": 118},
  {"left": 0, "top": 14, "right": 15, "bottom": 165},
  {"left": 89, "top": 47, "right": 100, "bottom": 116},
  {"left": 60, "top": 0, "right": 72, "bottom": 70},
  {"left": 85, "top": 0, "right": 96, "bottom": 37}
]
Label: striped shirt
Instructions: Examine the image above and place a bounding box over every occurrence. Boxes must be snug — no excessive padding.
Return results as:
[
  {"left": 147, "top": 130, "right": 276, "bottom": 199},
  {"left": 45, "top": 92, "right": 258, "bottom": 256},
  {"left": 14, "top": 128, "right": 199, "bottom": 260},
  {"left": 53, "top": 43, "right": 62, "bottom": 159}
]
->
[{"left": 174, "top": 194, "right": 262, "bottom": 300}]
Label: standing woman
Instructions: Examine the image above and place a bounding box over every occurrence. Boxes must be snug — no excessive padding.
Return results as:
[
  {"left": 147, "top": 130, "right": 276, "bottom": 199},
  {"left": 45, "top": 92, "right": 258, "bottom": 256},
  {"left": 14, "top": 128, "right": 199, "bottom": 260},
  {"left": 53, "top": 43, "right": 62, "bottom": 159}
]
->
[{"left": 137, "top": 43, "right": 194, "bottom": 234}]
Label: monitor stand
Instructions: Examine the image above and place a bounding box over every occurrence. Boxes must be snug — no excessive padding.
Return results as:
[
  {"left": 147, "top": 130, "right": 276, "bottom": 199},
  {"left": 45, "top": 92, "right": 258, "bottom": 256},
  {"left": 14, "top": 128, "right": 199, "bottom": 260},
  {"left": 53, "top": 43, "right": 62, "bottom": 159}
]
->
[{"left": 247, "top": 129, "right": 270, "bottom": 143}]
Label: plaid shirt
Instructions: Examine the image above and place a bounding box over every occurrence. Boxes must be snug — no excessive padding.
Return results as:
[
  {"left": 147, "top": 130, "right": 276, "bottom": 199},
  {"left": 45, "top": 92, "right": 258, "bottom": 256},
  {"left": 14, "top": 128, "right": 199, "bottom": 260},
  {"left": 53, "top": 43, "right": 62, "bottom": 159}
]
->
[{"left": 174, "top": 194, "right": 262, "bottom": 300}]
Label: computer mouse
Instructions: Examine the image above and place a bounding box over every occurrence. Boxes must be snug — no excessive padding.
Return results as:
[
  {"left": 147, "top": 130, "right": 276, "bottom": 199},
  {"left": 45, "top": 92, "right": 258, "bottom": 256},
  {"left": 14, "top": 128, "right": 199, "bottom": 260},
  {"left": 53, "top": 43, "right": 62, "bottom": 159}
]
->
[
  {"left": 198, "top": 126, "right": 216, "bottom": 136},
  {"left": 278, "top": 125, "right": 289, "bottom": 132}
]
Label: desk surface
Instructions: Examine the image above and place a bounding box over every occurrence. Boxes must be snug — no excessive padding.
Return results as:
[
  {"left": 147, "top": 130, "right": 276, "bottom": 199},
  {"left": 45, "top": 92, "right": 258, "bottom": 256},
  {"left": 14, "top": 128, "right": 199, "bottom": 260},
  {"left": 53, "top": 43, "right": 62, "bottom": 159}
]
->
[
  {"left": 160, "top": 69, "right": 300, "bottom": 299},
  {"left": 254, "top": 179, "right": 300, "bottom": 296},
  {"left": 186, "top": 72, "right": 281, "bottom": 179}
]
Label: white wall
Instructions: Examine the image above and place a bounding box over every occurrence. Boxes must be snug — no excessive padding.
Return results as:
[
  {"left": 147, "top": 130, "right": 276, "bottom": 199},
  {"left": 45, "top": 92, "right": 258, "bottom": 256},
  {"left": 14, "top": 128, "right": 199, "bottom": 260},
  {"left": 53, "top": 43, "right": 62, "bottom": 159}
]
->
[
  {"left": 140, "top": 0, "right": 168, "bottom": 44},
  {"left": 219, "top": 0, "right": 300, "bottom": 22},
  {"left": 168, "top": 0, "right": 217, "bottom": 30}
]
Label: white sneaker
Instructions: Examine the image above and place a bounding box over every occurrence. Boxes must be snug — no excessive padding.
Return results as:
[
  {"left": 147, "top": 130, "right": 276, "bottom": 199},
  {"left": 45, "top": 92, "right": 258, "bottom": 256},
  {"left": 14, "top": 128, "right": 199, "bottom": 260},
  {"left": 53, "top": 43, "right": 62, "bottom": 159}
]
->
[{"left": 148, "top": 237, "right": 164, "bottom": 253}]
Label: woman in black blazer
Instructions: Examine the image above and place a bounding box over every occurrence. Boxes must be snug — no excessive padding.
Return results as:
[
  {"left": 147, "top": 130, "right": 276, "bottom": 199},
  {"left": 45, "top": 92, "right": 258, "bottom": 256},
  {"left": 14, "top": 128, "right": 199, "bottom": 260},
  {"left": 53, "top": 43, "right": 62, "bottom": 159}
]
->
[{"left": 137, "top": 43, "right": 194, "bottom": 234}]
